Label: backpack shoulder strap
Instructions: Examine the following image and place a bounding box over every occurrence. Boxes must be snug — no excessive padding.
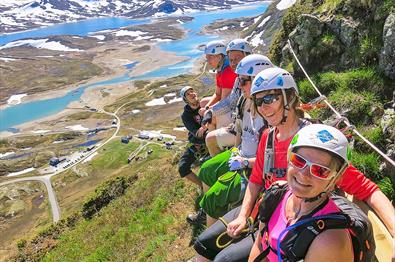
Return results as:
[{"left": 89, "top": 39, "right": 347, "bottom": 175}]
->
[
  {"left": 253, "top": 184, "right": 289, "bottom": 262},
  {"left": 263, "top": 127, "right": 275, "bottom": 180}
]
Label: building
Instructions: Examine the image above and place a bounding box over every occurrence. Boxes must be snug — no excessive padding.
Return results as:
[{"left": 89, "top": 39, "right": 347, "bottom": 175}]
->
[{"left": 49, "top": 157, "right": 60, "bottom": 167}]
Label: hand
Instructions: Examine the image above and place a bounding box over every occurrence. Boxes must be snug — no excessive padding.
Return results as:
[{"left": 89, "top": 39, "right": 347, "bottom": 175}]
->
[
  {"left": 227, "top": 216, "right": 247, "bottom": 238},
  {"left": 201, "top": 109, "right": 213, "bottom": 125},
  {"left": 228, "top": 156, "right": 244, "bottom": 171},
  {"left": 196, "top": 126, "right": 207, "bottom": 138},
  {"left": 198, "top": 107, "right": 206, "bottom": 116}
]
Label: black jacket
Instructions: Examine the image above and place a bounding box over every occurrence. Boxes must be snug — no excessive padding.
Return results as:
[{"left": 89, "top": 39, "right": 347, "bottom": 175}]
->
[{"left": 181, "top": 104, "right": 206, "bottom": 145}]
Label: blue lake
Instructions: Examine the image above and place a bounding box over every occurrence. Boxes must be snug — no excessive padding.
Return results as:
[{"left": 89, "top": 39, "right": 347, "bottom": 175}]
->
[{"left": 0, "top": 3, "right": 268, "bottom": 131}]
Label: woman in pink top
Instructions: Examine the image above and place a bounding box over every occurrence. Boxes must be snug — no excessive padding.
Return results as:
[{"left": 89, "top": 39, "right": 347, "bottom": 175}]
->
[{"left": 249, "top": 124, "right": 354, "bottom": 261}]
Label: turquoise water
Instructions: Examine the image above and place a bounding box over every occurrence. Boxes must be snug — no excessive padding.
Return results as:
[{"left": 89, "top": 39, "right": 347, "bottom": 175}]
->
[{"left": 0, "top": 3, "right": 268, "bottom": 131}]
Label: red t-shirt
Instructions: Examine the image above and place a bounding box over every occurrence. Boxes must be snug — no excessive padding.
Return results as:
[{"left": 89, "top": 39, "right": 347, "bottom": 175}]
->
[
  {"left": 250, "top": 129, "right": 379, "bottom": 201},
  {"left": 216, "top": 65, "right": 237, "bottom": 90}
]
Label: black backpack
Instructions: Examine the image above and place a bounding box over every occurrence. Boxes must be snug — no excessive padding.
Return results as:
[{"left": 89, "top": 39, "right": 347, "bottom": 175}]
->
[{"left": 254, "top": 184, "right": 378, "bottom": 262}]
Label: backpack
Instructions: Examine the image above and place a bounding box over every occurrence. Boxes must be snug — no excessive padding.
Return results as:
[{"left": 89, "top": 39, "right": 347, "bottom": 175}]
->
[{"left": 254, "top": 184, "right": 378, "bottom": 262}]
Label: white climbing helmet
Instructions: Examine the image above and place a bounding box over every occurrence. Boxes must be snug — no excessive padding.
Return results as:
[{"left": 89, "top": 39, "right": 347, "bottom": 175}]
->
[
  {"left": 226, "top": 39, "right": 252, "bottom": 54},
  {"left": 288, "top": 124, "right": 350, "bottom": 166},
  {"left": 180, "top": 86, "right": 194, "bottom": 103},
  {"left": 235, "top": 54, "right": 274, "bottom": 77},
  {"left": 204, "top": 40, "right": 227, "bottom": 55},
  {"left": 250, "top": 67, "right": 298, "bottom": 96}
]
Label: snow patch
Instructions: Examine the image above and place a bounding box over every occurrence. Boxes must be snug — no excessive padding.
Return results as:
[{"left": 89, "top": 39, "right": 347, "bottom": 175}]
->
[
  {"left": 276, "top": 0, "right": 297, "bottom": 10},
  {"left": 0, "top": 57, "right": 18, "bottom": 62},
  {"left": 90, "top": 35, "right": 106, "bottom": 40},
  {"left": 7, "top": 167, "right": 35, "bottom": 177},
  {"left": 0, "top": 152, "right": 15, "bottom": 158},
  {"left": 173, "top": 127, "right": 187, "bottom": 132},
  {"left": 114, "top": 30, "right": 147, "bottom": 37},
  {"left": 66, "top": 125, "right": 89, "bottom": 131},
  {"left": 7, "top": 94, "right": 27, "bottom": 105},
  {"left": 145, "top": 97, "right": 166, "bottom": 106},
  {"left": 32, "top": 130, "right": 51, "bottom": 134},
  {"left": 132, "top": 109, "right": 141, "bottom": 114},
  {"left": 0, "top": 39, "right": 83, "bottom": 52},
  {"left": 249, "top": 30, "right": 264, "bottom": 47},
  {"left": 168, "top": 97, "right": 183, "bottom": 104},
  {"left": 257, "top": 16, "right": 271, "bottom": 28}
]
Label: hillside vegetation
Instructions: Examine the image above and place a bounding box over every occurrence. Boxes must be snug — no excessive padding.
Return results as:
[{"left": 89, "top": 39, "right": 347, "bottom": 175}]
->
[{"left": 10, "top": 0, "right": 394, "bottom": 261}]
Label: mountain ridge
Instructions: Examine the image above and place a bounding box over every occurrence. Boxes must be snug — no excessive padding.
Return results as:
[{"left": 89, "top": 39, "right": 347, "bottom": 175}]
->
[{"left": 0, "top": 0, "right": 265, "bottom": 34}]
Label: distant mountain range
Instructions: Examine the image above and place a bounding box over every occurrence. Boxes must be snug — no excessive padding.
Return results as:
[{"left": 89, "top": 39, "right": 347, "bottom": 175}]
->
[{"left": 0, "top": 0, "right": 264, "bottom": 33}]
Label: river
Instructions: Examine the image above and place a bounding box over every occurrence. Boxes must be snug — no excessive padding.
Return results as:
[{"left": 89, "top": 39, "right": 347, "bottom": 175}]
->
[{"left": 0, "top": 3, "right": 269, "bottom": 132}]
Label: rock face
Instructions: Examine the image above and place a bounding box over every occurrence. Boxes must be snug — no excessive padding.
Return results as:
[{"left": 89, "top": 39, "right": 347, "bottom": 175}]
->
[
  {"left": 278, "top": 2, "right": 393, "bottom": 76},
  {"left": 380, "top": 13, "right": 395, "bottom": 80}
]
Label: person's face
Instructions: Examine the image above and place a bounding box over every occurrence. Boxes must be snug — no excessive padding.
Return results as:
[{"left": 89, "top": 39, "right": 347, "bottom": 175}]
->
[
  {"left": 185, "top": 89, "right": 198, "bottom": 104},
  {"left": 287, "top": 147, "right": 337, "bottom": 199},
  {"left": 238, "top": 75, "right": 252, "bottom": 98},
  {"left": 254, "top": 90, "right": 283, "bottom": 126},
  {"left": 228, "top": 50, "right": 245, "bottom": 71},
  {"left": 206, "top": 54, "right": 222, "bottom": 68}
]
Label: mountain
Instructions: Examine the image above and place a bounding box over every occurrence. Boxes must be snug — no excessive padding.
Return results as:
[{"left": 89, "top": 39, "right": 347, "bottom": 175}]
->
[{"left": 0, "top": 0, "right": 262, "bottom": 33}]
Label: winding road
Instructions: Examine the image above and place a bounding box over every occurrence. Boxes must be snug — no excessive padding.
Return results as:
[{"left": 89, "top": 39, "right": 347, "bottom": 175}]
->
[{"left": 0, "top": 101, "right": 130, "bottom": 222}]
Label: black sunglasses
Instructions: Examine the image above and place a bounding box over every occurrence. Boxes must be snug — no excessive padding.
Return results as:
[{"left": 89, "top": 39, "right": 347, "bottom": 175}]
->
[
  {"left": 238, "top": 76, "right": 252, "bottom": 86},
  {"left": 253, "top": 93, "right": 281, "bottom": 106}
]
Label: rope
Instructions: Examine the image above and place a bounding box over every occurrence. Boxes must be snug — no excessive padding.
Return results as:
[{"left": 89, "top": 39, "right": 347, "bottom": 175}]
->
[
  {"left": 215, "top": 216, "right": 256, "bottom": 249},
  {"left": 287, "top": 39, "right": 395, "bottom": 168}
]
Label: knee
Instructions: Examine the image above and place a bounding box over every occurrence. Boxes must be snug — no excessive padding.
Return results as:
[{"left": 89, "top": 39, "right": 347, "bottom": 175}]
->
[
  {"left": 194, "top": 235, "right": 217, "bottom": 260},
  {"left": 205, "top": 131, "right": 217, "bottom": 146},
  {"left": 178, "top": 163, "right": 190, "bottom": 178}
]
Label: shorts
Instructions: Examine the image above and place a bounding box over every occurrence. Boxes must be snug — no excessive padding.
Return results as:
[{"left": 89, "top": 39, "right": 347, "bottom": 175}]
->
[
  {"left": 194, "top": 206, "right": 257, "bottom": 261},
  {"left": 197, "top": 149, "right": 232, "bottom": 186},
  {"left": 213, "top": 127, "right": 235, "bottom": 150},
  {"left": 216, "top": 112, "right": 233, "bottom": 129},
  {"left": 178, "top": 145, "right": 202, "bottom": 177}
]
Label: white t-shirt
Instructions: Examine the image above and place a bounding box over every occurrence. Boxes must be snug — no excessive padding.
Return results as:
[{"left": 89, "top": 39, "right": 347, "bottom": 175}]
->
[{"left": 237, "top": 99, "right": 265, "bottom": 158}]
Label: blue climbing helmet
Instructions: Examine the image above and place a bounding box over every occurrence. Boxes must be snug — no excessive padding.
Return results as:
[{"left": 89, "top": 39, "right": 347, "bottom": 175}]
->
[
  {"left": 226, "top": 39, "right": 252, "bottom": 54},
  {"left": 235, "top": 54, "right": 274, "bottom": 77},
  {"left": 204, "top": 40, "right": 227, "bottom": 55},
  {"left": 251, "top": 67, "right": 298, "bottom": 96}
]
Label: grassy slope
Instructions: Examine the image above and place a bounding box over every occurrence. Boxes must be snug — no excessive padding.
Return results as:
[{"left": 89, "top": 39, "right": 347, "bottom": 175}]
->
[
  {"left": 13, "top": 135, "right": 200, "bottom": 262},
  {"left": 42, "top": 144, "right": 197, "bottom": 262}
]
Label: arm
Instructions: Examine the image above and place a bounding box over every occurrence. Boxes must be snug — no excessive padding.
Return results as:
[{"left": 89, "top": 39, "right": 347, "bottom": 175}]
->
[
  {"left": 365, "top": 190, "right": 395, "bottom": 237},
  {"left": 212, "top": 79, "right": 241, "bottom": 117},
  {"left": 227, "top": 182, "right": 261, "bottom": 237},
  {"left": 205, "top": 87, "right": 221, "bottom": 108},
  {"left": 338, "top": 165, "right": 394, "bottom": 236},
  {"left": 220, "top": 88, "right": 232, "bottom": 101},
  {"left": 305, "top": 229, "right": 353, "bottom": 262}
]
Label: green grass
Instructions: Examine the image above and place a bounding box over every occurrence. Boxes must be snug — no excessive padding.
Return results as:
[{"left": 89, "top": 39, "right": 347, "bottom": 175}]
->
[
  {"left": 39, "top": 144, "right": 196, "bottom": 261},
  {"left": 377, "top": 177, "right": 395, "bottom": 202},
  {"left": 318, "top": 0, "right": 343, "bottom": 13},
  {"left": 90, "top": 140, "right": 139, "bottom": 170},
  {"left": 350, "top": 151, "right": 381, "bottom": 182}
]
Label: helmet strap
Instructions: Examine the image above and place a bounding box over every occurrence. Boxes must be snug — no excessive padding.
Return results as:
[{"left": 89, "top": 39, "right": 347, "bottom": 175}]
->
[{"left": 280, "top": 89, "right": 289, "bottom": 124}]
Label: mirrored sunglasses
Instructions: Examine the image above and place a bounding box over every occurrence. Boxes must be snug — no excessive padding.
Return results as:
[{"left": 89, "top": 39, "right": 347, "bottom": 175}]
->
[
  {"left": 289, "top": 152, "right": 333, "bottom": 180},
  {"left": 253, "top": 93, "right": 280, "bottom": 106}
]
